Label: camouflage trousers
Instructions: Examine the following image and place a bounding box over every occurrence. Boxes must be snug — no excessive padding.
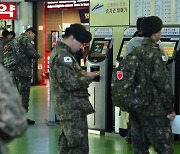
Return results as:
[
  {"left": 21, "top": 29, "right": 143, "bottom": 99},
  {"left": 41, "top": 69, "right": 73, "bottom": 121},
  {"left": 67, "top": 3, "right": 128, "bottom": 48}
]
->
[
  {"left": 13, "top": 76, "right": 31, "bottom": 112},
  {"left": 131, "top": 115, "right": 173, "bottom": 154},
  {"left": 58, "top": 116, "right": 89, "bottom": 154}
]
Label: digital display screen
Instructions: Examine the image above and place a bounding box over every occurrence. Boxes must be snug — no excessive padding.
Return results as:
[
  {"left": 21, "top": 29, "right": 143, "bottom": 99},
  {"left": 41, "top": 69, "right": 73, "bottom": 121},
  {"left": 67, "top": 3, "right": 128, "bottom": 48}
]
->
[
  {"left": 90, "top": 40, "right": 110, "bottom": 57},
  {"left": 119, "top": 41, "right": 128, "bottom": 58},
  {"left": 88, "top": 38, "right": 112, "bottom": 62},
  {"left": 116, "top": 38, "right": 131, "bottom": 62},
  {"left": 161, "top": 41, "right": 176, "bottom": 58}
]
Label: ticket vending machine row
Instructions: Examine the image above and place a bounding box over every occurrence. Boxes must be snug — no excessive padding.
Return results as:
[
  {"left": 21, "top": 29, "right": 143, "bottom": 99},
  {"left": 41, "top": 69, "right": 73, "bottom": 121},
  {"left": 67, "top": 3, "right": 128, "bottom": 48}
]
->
[
  {"left": 86, "top": 37, "right": 113, "bottom": 131},
  {"left": 115, "top": 36, "right": 180, "bottom": 134}
]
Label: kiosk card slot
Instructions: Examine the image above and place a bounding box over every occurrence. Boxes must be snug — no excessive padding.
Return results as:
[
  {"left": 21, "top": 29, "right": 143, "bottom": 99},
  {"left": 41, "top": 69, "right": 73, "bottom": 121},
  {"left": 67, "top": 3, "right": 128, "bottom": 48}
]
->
[{"left": 90, "top": 66, "right": 100, "bottom": 82}]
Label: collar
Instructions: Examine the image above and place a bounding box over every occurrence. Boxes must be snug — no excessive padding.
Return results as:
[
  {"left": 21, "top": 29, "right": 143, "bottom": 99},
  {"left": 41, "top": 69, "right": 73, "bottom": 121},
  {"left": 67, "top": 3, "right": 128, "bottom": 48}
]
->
[{"left": 58, "top": 42, "right": 73, "bottom": 54}]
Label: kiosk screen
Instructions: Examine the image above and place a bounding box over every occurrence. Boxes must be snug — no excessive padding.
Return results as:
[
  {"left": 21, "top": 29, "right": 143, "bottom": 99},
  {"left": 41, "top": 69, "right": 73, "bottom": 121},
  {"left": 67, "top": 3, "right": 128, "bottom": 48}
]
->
[
  {"left": 90, "top": 40, "right": 110, "bottom": 57},
  {"left": 88, "top": 38, "right": 112, "bottom": 62},
  {"left": 116, "top": 38, "right": 131, "bottom": 62},
  {"left": 161, "top": 41, "right": 177, "bottom": 59},
  {"left": 118, "top": 41, "right": 128, "bottom": 58}
]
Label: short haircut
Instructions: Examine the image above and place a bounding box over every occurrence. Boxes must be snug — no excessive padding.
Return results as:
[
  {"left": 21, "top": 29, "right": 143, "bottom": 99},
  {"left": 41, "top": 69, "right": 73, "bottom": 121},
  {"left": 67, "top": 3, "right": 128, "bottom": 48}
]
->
[
  {"left": 9, "top": 31, "right": 16, "bottom": 38},
  {"left": 136, "top": 17, "right": 146, "bottom": 31},
  {"left": 2, "top": 29, "right": 10, "bottom": 38},
  {"left": 25, "top": 27, "right": 37, "bottom": 35}
]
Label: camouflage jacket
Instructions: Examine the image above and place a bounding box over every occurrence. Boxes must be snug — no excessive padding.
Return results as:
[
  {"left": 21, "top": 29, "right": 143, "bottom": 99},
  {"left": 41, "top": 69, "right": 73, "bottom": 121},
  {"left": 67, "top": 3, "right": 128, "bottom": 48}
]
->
[
  {"left": 130, "top": 38, "right": 174, "bottom": 116},
  {"left": 0, "top": 64, "right": 27, "bottom": 154},
  {"left": 14, "top": 33, "right": 40, "bottom": 77},
  {"left": 0, "top": 38, "right": 10, "bottom": 64},
  {"left": 49, "top": 42, "right": 95, "bottom": 120}
]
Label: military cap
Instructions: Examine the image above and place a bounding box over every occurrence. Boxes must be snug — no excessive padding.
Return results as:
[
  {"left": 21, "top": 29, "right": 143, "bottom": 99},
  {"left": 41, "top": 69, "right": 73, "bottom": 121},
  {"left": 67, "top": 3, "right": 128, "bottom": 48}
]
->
[
  {"left": 69, "top": 23, "right": 92, "bottom": 43},
  {"left": 141, "top": 16, "right": 163, "bottom": 35}
]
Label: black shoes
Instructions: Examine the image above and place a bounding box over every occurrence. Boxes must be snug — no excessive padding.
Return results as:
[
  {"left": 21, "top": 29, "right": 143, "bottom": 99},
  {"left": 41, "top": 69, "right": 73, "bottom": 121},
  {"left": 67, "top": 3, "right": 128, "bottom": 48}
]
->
[{"left": 27, "top": 118, "right": 35, "bottom": 125}]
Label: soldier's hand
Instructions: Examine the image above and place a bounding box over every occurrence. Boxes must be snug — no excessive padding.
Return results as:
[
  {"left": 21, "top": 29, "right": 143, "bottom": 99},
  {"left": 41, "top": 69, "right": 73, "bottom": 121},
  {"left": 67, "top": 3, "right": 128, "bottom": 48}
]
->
[
  {"left": 94, "top": 71, "right": 100, "bottom": 76},
  {"left": 86, "top": 71, "right": 99, "bottom": 80},
  {"left": 167, "top": 112, "right": 176, "bottom": 121}
]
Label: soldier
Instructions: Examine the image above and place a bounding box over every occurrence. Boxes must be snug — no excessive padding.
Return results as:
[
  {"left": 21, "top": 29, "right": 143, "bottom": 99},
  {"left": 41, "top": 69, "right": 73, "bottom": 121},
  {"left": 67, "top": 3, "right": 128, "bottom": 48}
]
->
[
  {"left": 9, "top": 31, "right": 16, "bottom": 39},
  {"left": 130, "top": 16, "right": 175, "bottom": 154},
  {"left": 123, "top": 17, "right": 166, "bottom": 150},
  {"left": 12, "top": 27, "right": 41, "bottom": 125},
  {"left": 0, "top": 63, "right": 27, "bottom": 154},
  {"left": 49, "top": 23, "right": 99, "bottom": 154}
]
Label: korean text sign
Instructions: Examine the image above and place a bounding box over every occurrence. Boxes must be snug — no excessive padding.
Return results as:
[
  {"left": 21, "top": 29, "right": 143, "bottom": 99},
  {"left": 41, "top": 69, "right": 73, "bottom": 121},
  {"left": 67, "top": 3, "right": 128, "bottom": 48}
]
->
[
  {"left": 0, "top": 2, "right": 17, "bottom": 19},
  {"left": 90, "top": 0, "right": 129, "bottom": 26}
]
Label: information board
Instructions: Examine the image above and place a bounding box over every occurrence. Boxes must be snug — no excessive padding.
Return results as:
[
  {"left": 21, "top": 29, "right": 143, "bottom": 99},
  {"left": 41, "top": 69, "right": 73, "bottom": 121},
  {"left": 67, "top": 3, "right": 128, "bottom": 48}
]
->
[
  {"left": 130, "top": 0, "right": 180, "bottom": 25},
  {"left": 90, "top": 0, "right": 129, "bottom": 26}
]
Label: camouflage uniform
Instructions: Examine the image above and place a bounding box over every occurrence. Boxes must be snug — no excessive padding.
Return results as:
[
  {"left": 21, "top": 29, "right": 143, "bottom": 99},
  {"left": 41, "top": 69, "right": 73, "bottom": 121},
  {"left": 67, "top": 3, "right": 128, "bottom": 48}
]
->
[
  {"left": 0, "top": 63, "right": 27, "bottom": 154},
  {"left": 49, "top": 42, "right": 94, "bottom": 154},
  {"left": 129, "top": 38, "right": 174, "bottom": 154},
  {"left": 13, "top": 33, "right": 40, "bottom": 112},
  {"left": 0, "top": 38, "right": 10, "bottom": 64}
]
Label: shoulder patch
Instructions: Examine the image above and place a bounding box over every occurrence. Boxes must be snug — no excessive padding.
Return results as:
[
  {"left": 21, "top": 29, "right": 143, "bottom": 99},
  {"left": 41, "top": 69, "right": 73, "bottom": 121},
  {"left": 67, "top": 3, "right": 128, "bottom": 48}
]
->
[
  {"left": 162, "top": 55, "right": 167, "bottom": 62},
  {"left": 31, "top": 41, "right": 35, "bottom": 44},
  {"left": 4, "top": 45, "right": 8, "bottom": 50},
  {"left": 117, "top": 71, "right": 123, "bottom": 80},
  {"left": 64, "top": 57, "right": 72, "bottom": 63}
]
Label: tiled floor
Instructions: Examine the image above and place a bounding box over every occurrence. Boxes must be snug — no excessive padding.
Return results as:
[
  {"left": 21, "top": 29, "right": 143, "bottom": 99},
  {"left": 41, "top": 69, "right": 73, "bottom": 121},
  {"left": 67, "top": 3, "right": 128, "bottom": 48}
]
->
[{"left": 8, "top": 85, "right": 180, "bottom": 154}]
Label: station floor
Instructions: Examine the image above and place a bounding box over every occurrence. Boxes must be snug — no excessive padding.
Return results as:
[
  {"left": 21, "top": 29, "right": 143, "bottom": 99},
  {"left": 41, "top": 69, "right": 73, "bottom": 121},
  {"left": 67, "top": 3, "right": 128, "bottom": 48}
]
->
[{"left": 8, "top": 84, "right": 180, "bottom": 154}]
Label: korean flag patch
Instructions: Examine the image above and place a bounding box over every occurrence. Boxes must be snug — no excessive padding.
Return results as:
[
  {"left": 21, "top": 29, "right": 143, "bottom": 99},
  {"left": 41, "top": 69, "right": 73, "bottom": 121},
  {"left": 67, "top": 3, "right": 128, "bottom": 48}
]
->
[{"left": 64, "top": 57, "right": 72, "bottom": 63}]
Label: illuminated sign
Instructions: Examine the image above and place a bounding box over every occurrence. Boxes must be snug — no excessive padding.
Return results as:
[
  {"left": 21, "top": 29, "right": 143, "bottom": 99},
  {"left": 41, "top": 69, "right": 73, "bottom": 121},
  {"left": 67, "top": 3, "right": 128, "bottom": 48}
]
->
[
  {"left": 45, "top": 0, "right": 89, "bottom": 10},
  {"left": 79, "top": 9, "right": 89, "bottom": 23},
  {"left": 25, "top": 0, "right": 59, "bottom": 1},
  {"left": 0, "top": 2, "right": 17, "bottom": 19}
]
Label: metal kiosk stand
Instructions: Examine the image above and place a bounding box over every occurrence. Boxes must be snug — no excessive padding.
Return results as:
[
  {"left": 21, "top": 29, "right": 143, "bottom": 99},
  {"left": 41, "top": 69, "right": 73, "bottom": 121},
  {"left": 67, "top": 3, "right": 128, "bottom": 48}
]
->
[{"left": 86, "top": 37, "right": 113, "bottom": 133}]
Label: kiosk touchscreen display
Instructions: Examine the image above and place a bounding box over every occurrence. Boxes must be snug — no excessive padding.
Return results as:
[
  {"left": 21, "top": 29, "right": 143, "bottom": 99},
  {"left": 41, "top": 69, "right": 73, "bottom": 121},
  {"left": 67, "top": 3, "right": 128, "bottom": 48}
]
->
[
  {"left": 88, "top": 38, "right": 112, "bottom": 62},
  {"left": 116, "top": 38, "right": 131, "bottom": 62},
  {"left": 118, "top": 41, "right": 128, "bottom": 58},
  {"left": 161, "top": 41, "right": 177, "bottom": 59},
  {"left": 90, "top": 40, "right": 110, "bottom": 57}
]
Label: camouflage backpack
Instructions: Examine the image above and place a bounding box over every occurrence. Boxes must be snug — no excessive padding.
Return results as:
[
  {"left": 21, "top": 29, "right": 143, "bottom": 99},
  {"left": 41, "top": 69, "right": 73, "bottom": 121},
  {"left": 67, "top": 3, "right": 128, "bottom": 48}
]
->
[
  {"left": 111, "top": 47, "right": 149, "bottom": 112},
  {"left": 3, "top": 38, "right": 21, "bottom": 71}
]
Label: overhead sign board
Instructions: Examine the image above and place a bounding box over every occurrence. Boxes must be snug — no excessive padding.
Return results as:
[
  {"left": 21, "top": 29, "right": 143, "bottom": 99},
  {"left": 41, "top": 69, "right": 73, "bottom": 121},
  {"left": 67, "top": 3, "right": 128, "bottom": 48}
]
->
[
  {"left": 45, "top": 1, "right": 89, "bottom": 10},
  {"left": 25, "top": 0, "right": 58, "bottom": 1},
  {"left": 90, "top": 0, "right": 129, "bottom": 26},
  {"left": 0, "top": 2, "right": 17, "bottom": 19}
]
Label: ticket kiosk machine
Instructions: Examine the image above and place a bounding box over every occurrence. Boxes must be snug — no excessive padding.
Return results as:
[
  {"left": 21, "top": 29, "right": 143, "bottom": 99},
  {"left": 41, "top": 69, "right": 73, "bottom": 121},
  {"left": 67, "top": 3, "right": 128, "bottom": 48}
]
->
[{"left": 86, "top": 38, "right": 113, "bottom": 131}]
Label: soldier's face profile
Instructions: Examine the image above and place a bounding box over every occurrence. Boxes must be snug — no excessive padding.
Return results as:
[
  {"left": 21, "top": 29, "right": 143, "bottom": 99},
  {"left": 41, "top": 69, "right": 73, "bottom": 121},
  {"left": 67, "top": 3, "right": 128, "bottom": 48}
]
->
[
  {"left": 27, "top": 31, "right": 36, "bottom": 40},
  {"left": 154, "top": 31, "right": 162, "bottom": 41},
  {"left": 7, "top": 34, "right": 13, "bottom": 40},
  {"left": 71, "top": 37, "right": 82, "bottom": 53}
]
